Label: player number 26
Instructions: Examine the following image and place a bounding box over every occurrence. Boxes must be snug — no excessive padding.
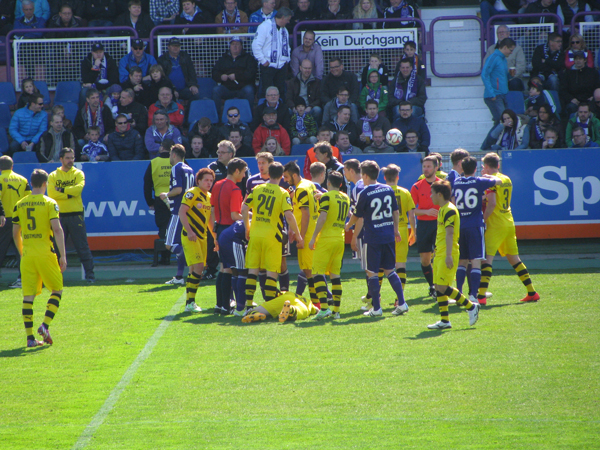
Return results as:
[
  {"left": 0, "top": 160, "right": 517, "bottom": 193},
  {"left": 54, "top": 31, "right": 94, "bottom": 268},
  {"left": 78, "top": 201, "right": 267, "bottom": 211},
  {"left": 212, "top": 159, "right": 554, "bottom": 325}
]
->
[
  {"left": 370, "top": 195, "right": 393, "bottom": 220},
  {"left": 454, "top": 187, "right": 478, "bottom": 210}
]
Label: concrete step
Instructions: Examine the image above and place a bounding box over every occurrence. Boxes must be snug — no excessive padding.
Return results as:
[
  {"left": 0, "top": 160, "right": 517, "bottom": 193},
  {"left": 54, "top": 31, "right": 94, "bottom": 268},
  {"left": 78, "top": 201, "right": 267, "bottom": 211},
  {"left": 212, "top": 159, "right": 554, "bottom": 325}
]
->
[
  {"left": 425, "top": 97, "right": 487, "bottom": 111},
  {"left": 429, "top": 76, "right": 484, "bottom": 88},
  {"left": 426, "top": 85, "right": 484, "bottom": 100},
  {"left": 428, "top": 121, "right": 492, "bottom": 134},
  {"left": 427, "top": 108, "right": 491, "bottom": 123}
]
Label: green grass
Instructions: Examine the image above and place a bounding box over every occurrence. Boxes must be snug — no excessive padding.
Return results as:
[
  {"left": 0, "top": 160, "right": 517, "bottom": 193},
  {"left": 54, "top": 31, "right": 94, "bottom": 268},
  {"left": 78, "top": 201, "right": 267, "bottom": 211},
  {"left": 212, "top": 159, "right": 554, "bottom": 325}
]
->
[{"left": 0, "top": 270, "right": 598, "bottom": 449}]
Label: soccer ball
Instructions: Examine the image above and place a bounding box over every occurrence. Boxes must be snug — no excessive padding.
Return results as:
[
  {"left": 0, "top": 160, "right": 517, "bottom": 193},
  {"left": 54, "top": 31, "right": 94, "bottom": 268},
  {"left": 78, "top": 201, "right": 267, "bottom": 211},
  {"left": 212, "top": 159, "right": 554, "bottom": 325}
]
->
[{"left": 386, "top": 128, "right": 403, "bottom": 146}]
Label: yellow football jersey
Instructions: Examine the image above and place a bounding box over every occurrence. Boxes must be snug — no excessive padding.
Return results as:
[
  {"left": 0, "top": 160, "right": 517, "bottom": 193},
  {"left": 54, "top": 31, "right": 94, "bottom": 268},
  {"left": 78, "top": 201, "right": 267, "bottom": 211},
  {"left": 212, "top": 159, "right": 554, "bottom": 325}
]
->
[
  {"left": 47, "top": 167, "right": 85, "bottom": 213},
  {"left": 1, "top": 169, "right": 31, "bottom": 214},
  {"left": 244, "top": 182, "right": 292, "bottom": 241},
  {"left": 292, "top": 179, "right": 318, "bottom": 238},
  {"left": 435, "top": 201, "right": 460, "bottom": 255},
  {"left": 181, "top": 187, "right": 212, "bottom": 239},
  {"left": 12, "top": 194, "right": 60, "bottom": 257},
  {"left": 390, "top": 185, "right": 415, "bottom": 228},
  {"left": 316, "top": 190, "right": 349, "bottom": 240},
  {"left": 487, "top": 172, "right": 514, "bottom": 228}
]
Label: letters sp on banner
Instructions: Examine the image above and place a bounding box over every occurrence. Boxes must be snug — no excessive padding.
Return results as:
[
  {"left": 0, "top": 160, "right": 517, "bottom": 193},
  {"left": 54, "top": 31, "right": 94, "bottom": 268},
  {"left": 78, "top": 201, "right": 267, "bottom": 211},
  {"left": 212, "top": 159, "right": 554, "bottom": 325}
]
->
[
  {"left": 503, "top": 150, "right": 600, "bottom": 221},
  {"left": 305, "top": 29, "right": 417, "bottom": 51}
]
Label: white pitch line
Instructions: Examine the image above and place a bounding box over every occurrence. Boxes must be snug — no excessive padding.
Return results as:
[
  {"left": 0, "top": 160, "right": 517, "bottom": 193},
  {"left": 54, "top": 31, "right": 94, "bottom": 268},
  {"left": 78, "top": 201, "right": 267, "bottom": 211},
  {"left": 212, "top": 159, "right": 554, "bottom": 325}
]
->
[{"left": 72, "top": 293, "right": 187, "bottom": 450}]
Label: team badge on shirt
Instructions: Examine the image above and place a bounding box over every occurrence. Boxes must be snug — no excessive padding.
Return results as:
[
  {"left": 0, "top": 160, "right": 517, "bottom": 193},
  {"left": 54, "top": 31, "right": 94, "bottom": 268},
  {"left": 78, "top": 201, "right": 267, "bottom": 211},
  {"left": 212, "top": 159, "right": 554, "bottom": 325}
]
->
[{"left": 185, "top": 192, "right": 194, "bottom": 200}]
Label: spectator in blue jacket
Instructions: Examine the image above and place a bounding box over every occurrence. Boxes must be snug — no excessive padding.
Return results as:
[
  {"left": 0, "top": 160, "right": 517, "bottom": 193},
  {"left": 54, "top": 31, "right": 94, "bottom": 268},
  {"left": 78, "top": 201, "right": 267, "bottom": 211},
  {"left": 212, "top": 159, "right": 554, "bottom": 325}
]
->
[
  {"left": 118, "top": 38, "right": 157, "bottom": 83},
  {"left": 8, "top": 92, "right": 47, "bottom": 155},
  {"left": 481, "top": 37, "right": 515, "bottom": 125},
  {"left": 107, "top": 114, "right": 145, "bottom": 160},
  {"left": 248, "top": 0, "right": 276, "bottom": 33},
  {"left": 144, "top": 110, "right": 183, "bottom": 159},
  {"left": 13, "top": 0, "right": 46, "bottom": 38},
  {"left": 15, "top": 0, "right": 49, "bottom": 21}
]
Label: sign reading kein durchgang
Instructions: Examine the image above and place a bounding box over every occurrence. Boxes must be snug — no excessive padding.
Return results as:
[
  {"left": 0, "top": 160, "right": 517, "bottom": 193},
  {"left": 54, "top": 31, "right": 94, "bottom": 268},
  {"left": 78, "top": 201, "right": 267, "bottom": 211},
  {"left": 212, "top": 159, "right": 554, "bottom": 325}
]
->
[{"left": 302, "top": 28, "right": 418, "bottom": 74}]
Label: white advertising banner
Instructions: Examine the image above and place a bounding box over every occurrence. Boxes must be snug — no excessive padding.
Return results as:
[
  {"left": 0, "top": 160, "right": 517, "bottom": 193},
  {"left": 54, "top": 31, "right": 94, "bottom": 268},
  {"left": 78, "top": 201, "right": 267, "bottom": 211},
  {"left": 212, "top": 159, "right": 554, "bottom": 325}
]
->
[{"left": 306, "top": 28, "right": 418, "bottom": 51}]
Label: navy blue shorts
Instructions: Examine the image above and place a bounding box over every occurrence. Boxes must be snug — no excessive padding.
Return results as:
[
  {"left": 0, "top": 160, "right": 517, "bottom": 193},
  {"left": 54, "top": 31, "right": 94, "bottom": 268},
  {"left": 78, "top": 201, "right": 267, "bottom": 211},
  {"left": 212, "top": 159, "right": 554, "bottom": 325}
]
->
[
  {"left": 459, "top": 226, "right": 485, "bottom": 260},
  {"left": 218, "top": 237, "right": 246, "bottom": 269},
  {"left": 362, "top": 242, "right": 396, "bottom": 273}
]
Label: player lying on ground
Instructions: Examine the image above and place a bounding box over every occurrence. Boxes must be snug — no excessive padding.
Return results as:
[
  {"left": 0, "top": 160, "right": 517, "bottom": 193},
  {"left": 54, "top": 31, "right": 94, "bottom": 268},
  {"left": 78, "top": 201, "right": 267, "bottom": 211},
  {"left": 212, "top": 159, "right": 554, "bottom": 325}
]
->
[{"left": 242, "top": 291, "right": 319, "bottom": 323}]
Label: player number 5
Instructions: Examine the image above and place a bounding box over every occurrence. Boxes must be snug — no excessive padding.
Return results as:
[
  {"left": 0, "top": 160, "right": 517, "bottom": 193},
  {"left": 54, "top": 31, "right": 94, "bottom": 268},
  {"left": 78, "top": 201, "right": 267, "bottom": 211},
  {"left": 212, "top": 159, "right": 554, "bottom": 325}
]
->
[{"left": 26, "top": 207, "right": 36, "bottom": 231}]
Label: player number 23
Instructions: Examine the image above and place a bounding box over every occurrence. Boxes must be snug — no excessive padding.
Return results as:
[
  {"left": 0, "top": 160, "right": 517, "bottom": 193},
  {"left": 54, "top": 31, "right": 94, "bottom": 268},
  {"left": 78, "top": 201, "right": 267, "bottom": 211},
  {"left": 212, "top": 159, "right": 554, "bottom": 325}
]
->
[
  {"left": 370, "top": 196, "right": 392, "bottom": 220},
  {"left": 454, "top": 187, "right": 478, "bottom": 210}
]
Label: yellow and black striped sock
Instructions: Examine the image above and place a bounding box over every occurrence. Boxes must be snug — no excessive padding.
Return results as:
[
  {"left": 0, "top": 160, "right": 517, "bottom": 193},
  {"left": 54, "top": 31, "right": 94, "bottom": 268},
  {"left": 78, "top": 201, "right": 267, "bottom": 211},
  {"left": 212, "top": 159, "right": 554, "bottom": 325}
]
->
[
  {"left": 185, "top": 272, "right": 201, "bottom": 305},
  {"left": 445, "top": 286, "right": 474, "bottom": 310},
  {"left": 313, "top": 275, "right": 329, "bottom": 310},
  {"left": 245, "top": 273, "right": 258, "bottom": 307},
  {"left": 22, "top": 300, "right": 34, "bottom": 340},
  {"left": 436, "top": 291, "right": 450, "bottom": 323},
  {"left": 43, "top": 293, "right": 61, "bottom": 328},
  {"left": 264, "top": 276, "right": 280, "bottom": 301},
  {"left": 396, "top": 268, "right": 406, "bottom": 290},
  {"left": 478, "top": 263, "right": 493, "bottom": 301},
  {"left": 378, "top": 270, "right": 384, "bottom": 287},
  {"left": 307, "top": 276, "right": 318, "bottom": 304},
  {"left": 512, "top": 261, "right": 536, "bottom": 295},
  {"left": 331, "top": 278, "right": 342, "bottom": 312}
]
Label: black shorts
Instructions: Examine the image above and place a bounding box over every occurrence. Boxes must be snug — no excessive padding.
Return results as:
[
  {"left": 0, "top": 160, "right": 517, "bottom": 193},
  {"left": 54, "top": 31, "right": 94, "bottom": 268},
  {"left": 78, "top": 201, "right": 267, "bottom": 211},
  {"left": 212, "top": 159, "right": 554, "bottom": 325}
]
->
[{"left": 416, "top": 219, "right": 436, "bottom": 254}]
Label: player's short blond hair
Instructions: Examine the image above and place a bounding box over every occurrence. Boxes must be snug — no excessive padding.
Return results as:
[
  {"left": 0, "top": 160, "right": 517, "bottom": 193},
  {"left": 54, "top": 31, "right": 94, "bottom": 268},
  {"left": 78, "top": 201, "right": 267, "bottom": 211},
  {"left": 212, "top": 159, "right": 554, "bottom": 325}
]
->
[
  {"left": 310, "top": 161, "right": 326, "bottom": 178},
  {"left": 256, "top": 151, "right": 274, "bottom": 164},
  {"left": 382, "top": 164, "right": 400, "bottom": 182},
  {"left": 483, "top": 152, "right": 500, "bottom": 169}
]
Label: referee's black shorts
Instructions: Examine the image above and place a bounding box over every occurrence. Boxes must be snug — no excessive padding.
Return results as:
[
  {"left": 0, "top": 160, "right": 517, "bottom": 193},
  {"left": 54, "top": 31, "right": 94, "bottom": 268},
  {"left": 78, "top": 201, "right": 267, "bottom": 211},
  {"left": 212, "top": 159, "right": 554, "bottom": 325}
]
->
[{"left": 416, "top": 219, "right": 437, "bottom": 254}]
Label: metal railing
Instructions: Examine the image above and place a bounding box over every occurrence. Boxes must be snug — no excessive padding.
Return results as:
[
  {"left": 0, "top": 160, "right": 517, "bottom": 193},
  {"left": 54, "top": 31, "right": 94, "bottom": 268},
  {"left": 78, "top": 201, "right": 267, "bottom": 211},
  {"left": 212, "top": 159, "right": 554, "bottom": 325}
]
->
[
  {"left": 429, "top": 15, "right": 485, "bottom": 78},
  {"left": 6, "top": 27, "right": 137, "bottom": 88}
]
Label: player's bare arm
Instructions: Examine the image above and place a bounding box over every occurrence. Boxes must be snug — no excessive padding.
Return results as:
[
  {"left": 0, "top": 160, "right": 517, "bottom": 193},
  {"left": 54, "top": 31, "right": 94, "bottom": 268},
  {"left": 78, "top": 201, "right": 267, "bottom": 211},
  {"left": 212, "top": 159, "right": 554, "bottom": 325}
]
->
[
  {"left": 445, "top": 225, "right": 454, "bottom": 269},
  {"left": 309, "top": 211, "right": 327, "bottom": 250},
  {"left": 210, "top": 208, "right": 219, "bottom": 252},
  {"left": 351, "top": 218, "right": 364, "bottom": 252},
  {"left": 178, "top": 204, "right": 197, "bottom": 241},
  {"left": 297, "top": 206, "right": 310, "bottom": 249},
  {"left": 414, "top": 207, "right": 439, "bottom": 218},
  {"left": 51, "top": 218, "right": 67, "bottom": 272},
  {"left": 242, "top": 203, "right": 251, "bottom": 241},
  {"left": 285, "top": 210, "right": 303, "bottom": 247},
  {"left": 344, "top": 213, "right": 358, "bottom": 232},
  {"left": 408, "top": 209, "right": 416, "bottom": 246},
  {"left": 393, "top": 210, "right": 401, "bottom": 242},
  {"left": 483, "top": 191, "right": 496, "bottom": 223},
  {"left": 12, "top": 223, "right": 23, "bottom": 256}
]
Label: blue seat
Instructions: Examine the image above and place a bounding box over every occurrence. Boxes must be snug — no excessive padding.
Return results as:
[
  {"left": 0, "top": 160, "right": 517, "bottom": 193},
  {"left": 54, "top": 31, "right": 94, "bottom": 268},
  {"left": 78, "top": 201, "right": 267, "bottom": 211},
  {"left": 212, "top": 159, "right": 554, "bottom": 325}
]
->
[
  {"left": 196, "top": 77, "right": 216, "bottom": 99},
  {"left": 0, "top": 82, "right": 16, "bottom": 106},
  {"left": 0, "top": 128, "right": 8, "bottom": 153},
  {"left": 12, "top": 151, "right": 39, "bottom": 163},
  {"left": 221, "top": 99, "right": 253, "bottom": 124},
  {"left": 54, "top": 101, "right": 79, "bottom": 124},
  {"left": 34, "top": 80, "right": 51, "bottom": 106},
  {"left": 506, "top": 91, "right": 525, "bottom": 115},
  {"left": 55, "top": 81, "right": 81, "bottom": 103},
  {"left": 291, "top": 144, "right": 312, "bottom": 155},
  {"left": 188, "top": 99, "right": 219, "bottom": 127},
  {"left": 0, "top": 103, "right": 11, "bottom": 129}
]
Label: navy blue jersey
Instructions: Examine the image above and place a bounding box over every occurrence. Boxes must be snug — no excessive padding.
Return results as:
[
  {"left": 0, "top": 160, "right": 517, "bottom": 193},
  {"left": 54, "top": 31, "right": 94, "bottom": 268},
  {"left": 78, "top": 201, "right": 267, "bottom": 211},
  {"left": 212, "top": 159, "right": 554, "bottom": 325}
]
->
[
  {"left": 246, "top": 173, "right": 289, "bottom": 194},
  {"left": 313, "top": 182, "right": 327, "bottom": 194},
  {"left": 354, "top": 183, "right": 399, "bottom": 244},
  {"left": 349, "top": 179, "right": 364, "bottom": 215},
  {"left": 452, "top": 176, "right": 497, "bottom": 227},
  {"left": 446, "top": 169, "right": 461, "bottom": 189},
  {"left": 169, "top": 161, "right": 195, "bottom": 214}
]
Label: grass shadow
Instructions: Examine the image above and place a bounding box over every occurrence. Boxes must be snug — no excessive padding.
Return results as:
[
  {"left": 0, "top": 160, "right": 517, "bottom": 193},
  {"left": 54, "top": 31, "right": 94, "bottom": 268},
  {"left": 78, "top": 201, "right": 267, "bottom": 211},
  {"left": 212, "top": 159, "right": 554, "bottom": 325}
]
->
[
  {"left": 404, "top": 327, "right": 476, "bottom": 340},
  {"left": 0, "top": 346, "right": 47, "bottom": 357}
]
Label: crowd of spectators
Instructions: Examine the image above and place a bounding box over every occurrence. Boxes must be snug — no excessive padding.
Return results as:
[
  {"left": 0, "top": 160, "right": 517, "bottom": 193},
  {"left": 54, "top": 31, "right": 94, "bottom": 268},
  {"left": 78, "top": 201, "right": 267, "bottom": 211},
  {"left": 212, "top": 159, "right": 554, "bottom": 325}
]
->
[{"left": 2, "top": 0, "right": 600, "bottom": 161}]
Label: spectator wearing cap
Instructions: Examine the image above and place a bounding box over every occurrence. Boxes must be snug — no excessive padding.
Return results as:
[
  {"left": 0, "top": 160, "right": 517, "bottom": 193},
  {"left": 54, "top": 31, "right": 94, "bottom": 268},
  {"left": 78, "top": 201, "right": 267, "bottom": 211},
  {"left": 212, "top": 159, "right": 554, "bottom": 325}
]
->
[
  {"left": 215, "top": 0, "right": 248, "bottom": 34},
  {"left": 150, "top": 0, "right": 178, "bottom": 25},
  {"left": 157, "top": 37, "right": 200, "bottom": 101},
  {"left": 525, "top": 78, "right": 548, "bottom": 117},
  {"left": 105, "top": 84, "right": 123, "bottom": 118},
  {"left": 118, "top": 39, "right": 157, "bottom": 83},
  {"left": 175, "top": 0, "right": 211, "bottom": 34},
  {"left": 117, "top": 87, "right": 149, "bottom": 136},
  {"left": 211, "top": 37, "right": 257, "bottom": 117},
  {"left": 81, "top": 43, "right": 120, "bottom": 92},
  {"left": 147, "top": 86, "right": 185, "bottom": 129},
  {"left": 107, "top": 113, "right": 145, "bottom": 160},
  {"left": 560, "top": 51, "right": 600, "bottom": 118},
  {"left": 113, "top": 0, "right": 154, "bottom": 39},
  {"left": 252, "top": 106, "right": 291, "bottom": 155},
  {"left": 251, "top": 7, "right": 292, "bottom": 99},
  {"left": 248, "top": 0, "right": 277, "bottom": 33}
]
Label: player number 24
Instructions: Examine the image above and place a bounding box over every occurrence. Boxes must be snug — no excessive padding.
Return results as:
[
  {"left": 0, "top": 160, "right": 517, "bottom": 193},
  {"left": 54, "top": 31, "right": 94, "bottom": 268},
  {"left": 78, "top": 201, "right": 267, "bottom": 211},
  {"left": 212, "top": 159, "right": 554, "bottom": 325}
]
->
[
  {"left": 256, "top": 194, "right": 275, "bottom": 216},
  {"left": 454, "top": 187, "right": 478, "bottom": 210},
  {"left": 370, "top": 196, "right": 393, "bottom": 220}
]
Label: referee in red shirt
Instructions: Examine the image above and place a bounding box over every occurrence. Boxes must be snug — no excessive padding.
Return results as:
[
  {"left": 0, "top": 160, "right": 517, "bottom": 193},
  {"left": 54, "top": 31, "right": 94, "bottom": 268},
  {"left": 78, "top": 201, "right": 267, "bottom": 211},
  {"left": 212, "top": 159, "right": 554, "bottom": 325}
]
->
[
  {"left": 211, "top": 149, "right": 248, "bottom": 314},
  {"left": 410, "top": 155, "right": 441, "bottom": 298}
]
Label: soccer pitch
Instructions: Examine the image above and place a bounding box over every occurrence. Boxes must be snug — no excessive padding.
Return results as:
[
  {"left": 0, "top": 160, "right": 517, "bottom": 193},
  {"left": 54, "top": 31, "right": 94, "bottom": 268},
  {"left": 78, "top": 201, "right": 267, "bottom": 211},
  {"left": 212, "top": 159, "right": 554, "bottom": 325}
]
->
[{"left": 0, "top": 268, "right": 598, "bottom": 449}]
